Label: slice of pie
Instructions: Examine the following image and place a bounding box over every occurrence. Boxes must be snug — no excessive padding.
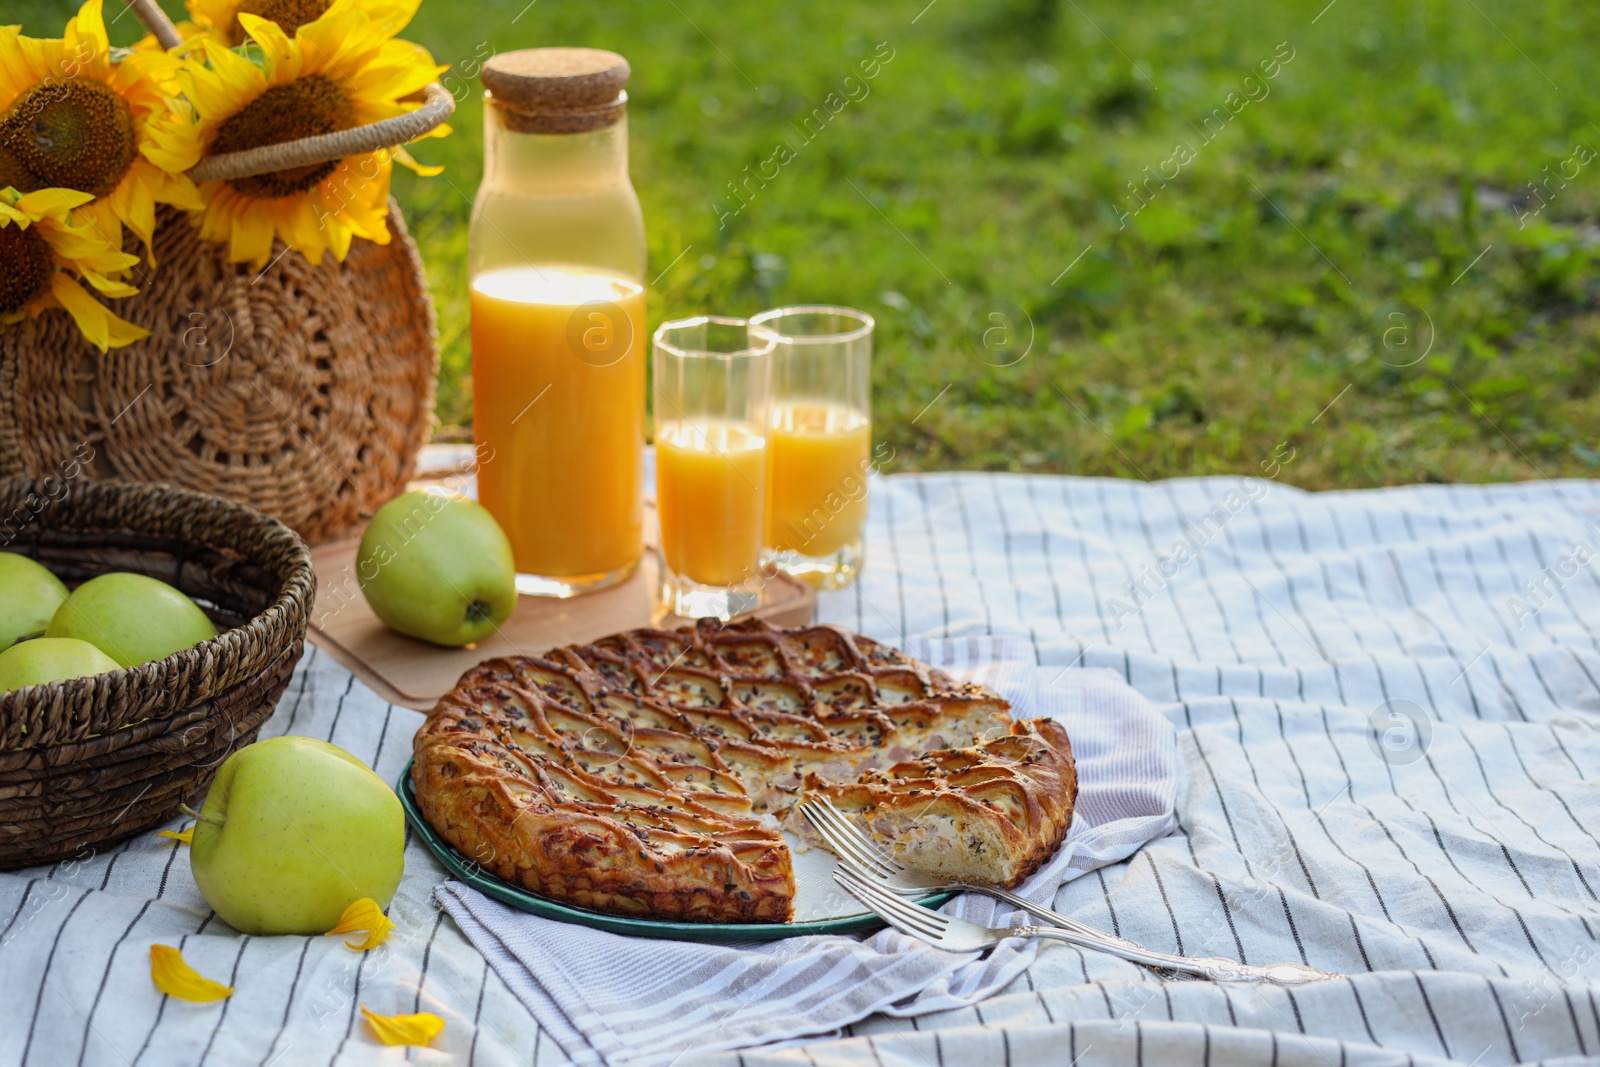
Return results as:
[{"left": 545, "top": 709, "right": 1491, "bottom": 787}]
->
[{"left": 411, "top": 619, "right": 1077, "bottom": 923}]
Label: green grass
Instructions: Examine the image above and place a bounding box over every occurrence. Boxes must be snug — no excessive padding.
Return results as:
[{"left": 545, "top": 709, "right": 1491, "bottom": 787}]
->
[{"left": 18, "top": 0, "right": 1600, "bottom": 487}]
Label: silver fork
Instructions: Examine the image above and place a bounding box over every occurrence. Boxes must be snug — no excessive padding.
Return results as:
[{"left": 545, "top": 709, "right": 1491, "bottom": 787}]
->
[
  {"left": 834, "top": 866, "right": 1334, "bottom": 985},
  {"left": 800, "top": 796, "right": 1125, "bottom": 943}
]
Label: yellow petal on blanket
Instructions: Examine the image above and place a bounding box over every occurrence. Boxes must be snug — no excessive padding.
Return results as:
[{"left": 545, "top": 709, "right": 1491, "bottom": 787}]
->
[
  {"left": 149, "top": 945, "right": 233, "bottom": 1002},
  {"left": 157, "top": 828, "right": 194, "bottom": 844},
  {"left": 361, "top": 1005, "right": 445, "bottom": 1047},
  {"left": 325, "top": 897, "right": 395, "bottom": 951}
]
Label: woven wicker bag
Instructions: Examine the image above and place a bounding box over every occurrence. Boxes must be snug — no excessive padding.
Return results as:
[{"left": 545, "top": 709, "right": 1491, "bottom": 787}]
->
[
  {"left": 0, "top": 202, "right": 437, "bottom": 545},
  {"left": 0, "top": 0, "right": 457, "bottom": 544}
]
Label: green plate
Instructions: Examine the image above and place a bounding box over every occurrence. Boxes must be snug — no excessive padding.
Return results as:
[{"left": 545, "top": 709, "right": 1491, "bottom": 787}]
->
[{"left": 398, "top": 760, "right": 954, "bottom": 941}]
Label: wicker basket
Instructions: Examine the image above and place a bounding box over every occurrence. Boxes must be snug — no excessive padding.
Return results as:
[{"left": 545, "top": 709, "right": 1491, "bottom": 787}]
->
[
  {"left": 0, "top": 202, "right": 437, "bottom": 546},
  {"left": 0, "top": 476, "right": 315, "bottom": 870}
]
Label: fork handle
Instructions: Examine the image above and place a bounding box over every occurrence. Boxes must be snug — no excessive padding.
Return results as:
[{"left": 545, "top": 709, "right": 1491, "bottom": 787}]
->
[
  {"left": 950, "top": 883, "right": 1145, "bottom": 948},
  {"left": 1019, "top": 925, "right": 1335, "bottom": 985}
]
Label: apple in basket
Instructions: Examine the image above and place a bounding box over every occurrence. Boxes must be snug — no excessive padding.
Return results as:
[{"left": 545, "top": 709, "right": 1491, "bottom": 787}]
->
[
  {"left": 0, "top": 637, "right": 120, "bottom": 690},
  {"left": 0, "top": 553, "right": 69, "bottom": 648},
  {"left": 47, "top": 572, "right": 218, "bottom": 667},
  {"left": 357, "top": 489, "right": 517, "bottom": 647},
  {"left": 189, "top": 736, "right": 406, "bottom": 935}
]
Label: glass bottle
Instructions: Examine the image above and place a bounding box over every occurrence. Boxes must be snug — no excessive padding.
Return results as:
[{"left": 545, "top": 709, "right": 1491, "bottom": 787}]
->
[{"left": 470, "top": 48, "right": 646, "bottom": 597}]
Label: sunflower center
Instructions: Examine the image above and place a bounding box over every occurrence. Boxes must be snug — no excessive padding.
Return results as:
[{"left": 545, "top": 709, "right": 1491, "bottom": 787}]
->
[
  {"left": 0, "top": 224, "right": 53, "bottom": 316},
  {"left": 211, "top": 75, "right": 356, "bottom": 198},
  {"left": 0, "top": 144, "right": 33, "bottom": 191},
  {"left": 0, "top": 77, "right": 138, "bottom": 199},
  {"left": 226, "top": 0, "right": 333, "bottom": 45}
]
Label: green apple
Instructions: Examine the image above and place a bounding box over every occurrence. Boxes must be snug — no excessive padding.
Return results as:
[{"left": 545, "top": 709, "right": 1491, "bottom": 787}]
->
[
  {"left": 0, "top": 553, "right": 69, "bottom": 648},
  {"left": 189, "top": 736, "right": 405, "bottom": 935},
  {"left": 46, "top": 572, "right": 217, "bottom": 668},
  {"left": 358, "top": 489, "right": 516, "bottom": 647},
  {"left": 0, "top": 637, "right": 120, "bottom": 692}
]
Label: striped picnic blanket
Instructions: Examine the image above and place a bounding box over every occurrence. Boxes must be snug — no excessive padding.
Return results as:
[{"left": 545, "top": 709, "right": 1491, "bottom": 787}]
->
[{"left": 4, "top": 471, "right": 1600, "bottom": 1066}]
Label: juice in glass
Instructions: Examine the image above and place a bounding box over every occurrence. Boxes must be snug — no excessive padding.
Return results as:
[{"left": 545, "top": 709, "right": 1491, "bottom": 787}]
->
[
  {"left": 656, "top": 420, "right": 767, "bottom": 587},
  {"left": 764, "top": 401, "right": 870, "bottom": 558},
  {"left": 471, "top": 265, "right": 644, "bottom": 587},
  {"left": 749, "top": 306, "right": 874, "bottom": 588},
  {"left": 652, "top": 316, "right": 775, "bottom": 618}
]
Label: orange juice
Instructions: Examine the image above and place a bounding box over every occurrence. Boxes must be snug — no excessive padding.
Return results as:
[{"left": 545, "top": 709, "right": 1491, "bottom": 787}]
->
[
  {"left": 764, "top": 402, "right": 870, "bottom": 557},
  {"left": 657, "top": 420, "right": 767, "bottom": 587},
  {"left": 471, "top": 265, "right": 644, "bottom": 585}
]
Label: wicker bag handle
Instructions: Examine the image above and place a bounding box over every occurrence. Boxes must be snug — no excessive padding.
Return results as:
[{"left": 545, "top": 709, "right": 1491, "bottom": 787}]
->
[{"left": 122, "top": 0, "right": 456, "bottom": 184}]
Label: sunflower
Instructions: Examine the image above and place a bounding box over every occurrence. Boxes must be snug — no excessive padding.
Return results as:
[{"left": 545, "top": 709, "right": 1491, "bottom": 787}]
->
[
  {"left": 0, "top": 1, "right": 203, "bottom": 262},
  {"left": 181, "top": 0, "right": 416, "bottom": 46},
  {"left": 0, "top": 186, "right": 149, "bottom": 351},
  {"left": 138, "top": 0, "right": 417, "bottom": 54},
  {"left": 180, "top": 0, "right": 446, "bottom": 268}
]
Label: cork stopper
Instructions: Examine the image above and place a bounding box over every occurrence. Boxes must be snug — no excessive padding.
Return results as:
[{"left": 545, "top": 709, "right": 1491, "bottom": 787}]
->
[{"left": 482, "top": 48, "right": 630, "bottom": 134}]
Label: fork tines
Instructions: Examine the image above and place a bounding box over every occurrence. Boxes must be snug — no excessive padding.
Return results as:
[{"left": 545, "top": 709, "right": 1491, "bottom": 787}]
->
[
  {"left": 799, "top": 797, "right": 902, "bottom": 880},
  {"left": 833, "top": 866, "right": 950, "bottom": 942}
]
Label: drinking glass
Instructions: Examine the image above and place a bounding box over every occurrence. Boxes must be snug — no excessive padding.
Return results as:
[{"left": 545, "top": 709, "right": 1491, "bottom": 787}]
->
[
  {"left": 748, "top": 306, "right": 873, "bottom": 589},
  {"left": 652, "top": 317, "right": 777, "bottom": 619}
]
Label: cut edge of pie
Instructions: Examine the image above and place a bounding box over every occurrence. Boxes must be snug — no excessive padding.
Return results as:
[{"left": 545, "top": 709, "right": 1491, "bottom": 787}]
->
[{"left": 806, "top": 718, "right": 1078, "bottom": 888}]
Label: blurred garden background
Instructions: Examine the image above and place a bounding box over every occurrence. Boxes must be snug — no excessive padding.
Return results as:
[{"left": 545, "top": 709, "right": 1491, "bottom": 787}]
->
[{"left": 20, "top": 0, "right": 1600, "bottom": 487}]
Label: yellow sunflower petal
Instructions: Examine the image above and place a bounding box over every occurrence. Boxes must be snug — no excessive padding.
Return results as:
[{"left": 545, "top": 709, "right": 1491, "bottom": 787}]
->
[
  {"left": 49, "top": 273, "right": 148, "bottom": 351},
  {"left": 157, "top": 827, "right": 194, "bottom": 844},
  {"left": 150, "top": 945, "right": 233, "bottom": 1002},
  {"left": 102, "top": 308, "right": 153, "bottom": 348},
  {"left": 13, "top": 188, "right": 95, "bottom": 219},
  {"left": 348, "top": 40, "right": 445, "bottom": 106},
  {"left": 182, "top": 40, "right": 264, "bottom": 119},
  {"left": 70, "top": 205, "right": 126, "bottom": 254},
  {"left": 324, "top": 897, "right": 394, "bottom": 951},
  {"left": 185, "top": 0, "right": 237, "bottom": 38},
  {"left": 229, "top": 199, "right": 278, "bottom": 268},
  {"left": 104, "top": 169, "right": 157, "bottom": 259},
  {"left": 361, "top": 1006, "right": 444, "bottom": 1047},
  {"left": 326, "top": 0, "right": 424, "bottom": 36},
  {"left": 295, "top": 7, "right": 383, "bottom": 79},
  {"left": 391, "top": 145, "right": 442, "bottom": 177},
  {"left": 50, "top": 273, "right": 109, "bottom": 350},
  {"left": 13, "top": 33, "right": 61, "bottom": 87},
  {"left": 64, "top": 0, "right": 113, "bottom": 75},
  {"left": 42, "top": 222, "right": 133, "bottom": 263},
  {"left": 0, "top": 26, "right": 29, "bottom": 104},
  {"left": 142, "top": 103, "right": 206, "bottom": 177},
  {"left": 107, "top": 42, "right": 182, "bottom": 95},
  {"left": 77, "top": 267, "right": 141, "bottom": 298},
  {"left": 60, "top": 242, "right": 143, "bottom": 276},
  {"left": 237, "top": 13, "right": 302, "bottom": 85}
]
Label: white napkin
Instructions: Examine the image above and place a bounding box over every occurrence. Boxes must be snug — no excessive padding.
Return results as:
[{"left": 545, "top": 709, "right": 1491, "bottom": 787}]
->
[{"left": 434, "top": 637, "right": 1178, "bottom": 1066}]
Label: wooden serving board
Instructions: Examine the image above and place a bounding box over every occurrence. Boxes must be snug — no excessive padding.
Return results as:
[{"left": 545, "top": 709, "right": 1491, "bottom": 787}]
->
[{"left": 305, "top": 499, "right": 815, "bottom": 710}]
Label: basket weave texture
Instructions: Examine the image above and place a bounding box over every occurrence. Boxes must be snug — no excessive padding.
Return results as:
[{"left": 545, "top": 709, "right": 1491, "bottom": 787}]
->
[
  {"left": 0, "top": 477, "right": 315, "bottom": 870},
  {"left": 0, "top": 201, "right": 438, "bottom": 545}
]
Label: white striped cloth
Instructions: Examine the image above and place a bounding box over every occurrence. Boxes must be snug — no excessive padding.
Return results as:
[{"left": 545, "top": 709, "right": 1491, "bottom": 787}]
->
[
  {"left": 434, "top": 642, "right": 1177, "bottom": 1066},
  {"left": 5, "top": 471, "right": 1600, "bottom": 1067}
]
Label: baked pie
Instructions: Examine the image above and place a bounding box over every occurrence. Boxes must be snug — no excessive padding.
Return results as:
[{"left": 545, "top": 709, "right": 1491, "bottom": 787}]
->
[{"left": 411, "top": 619, "right": 1077, "bottom": 923}]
